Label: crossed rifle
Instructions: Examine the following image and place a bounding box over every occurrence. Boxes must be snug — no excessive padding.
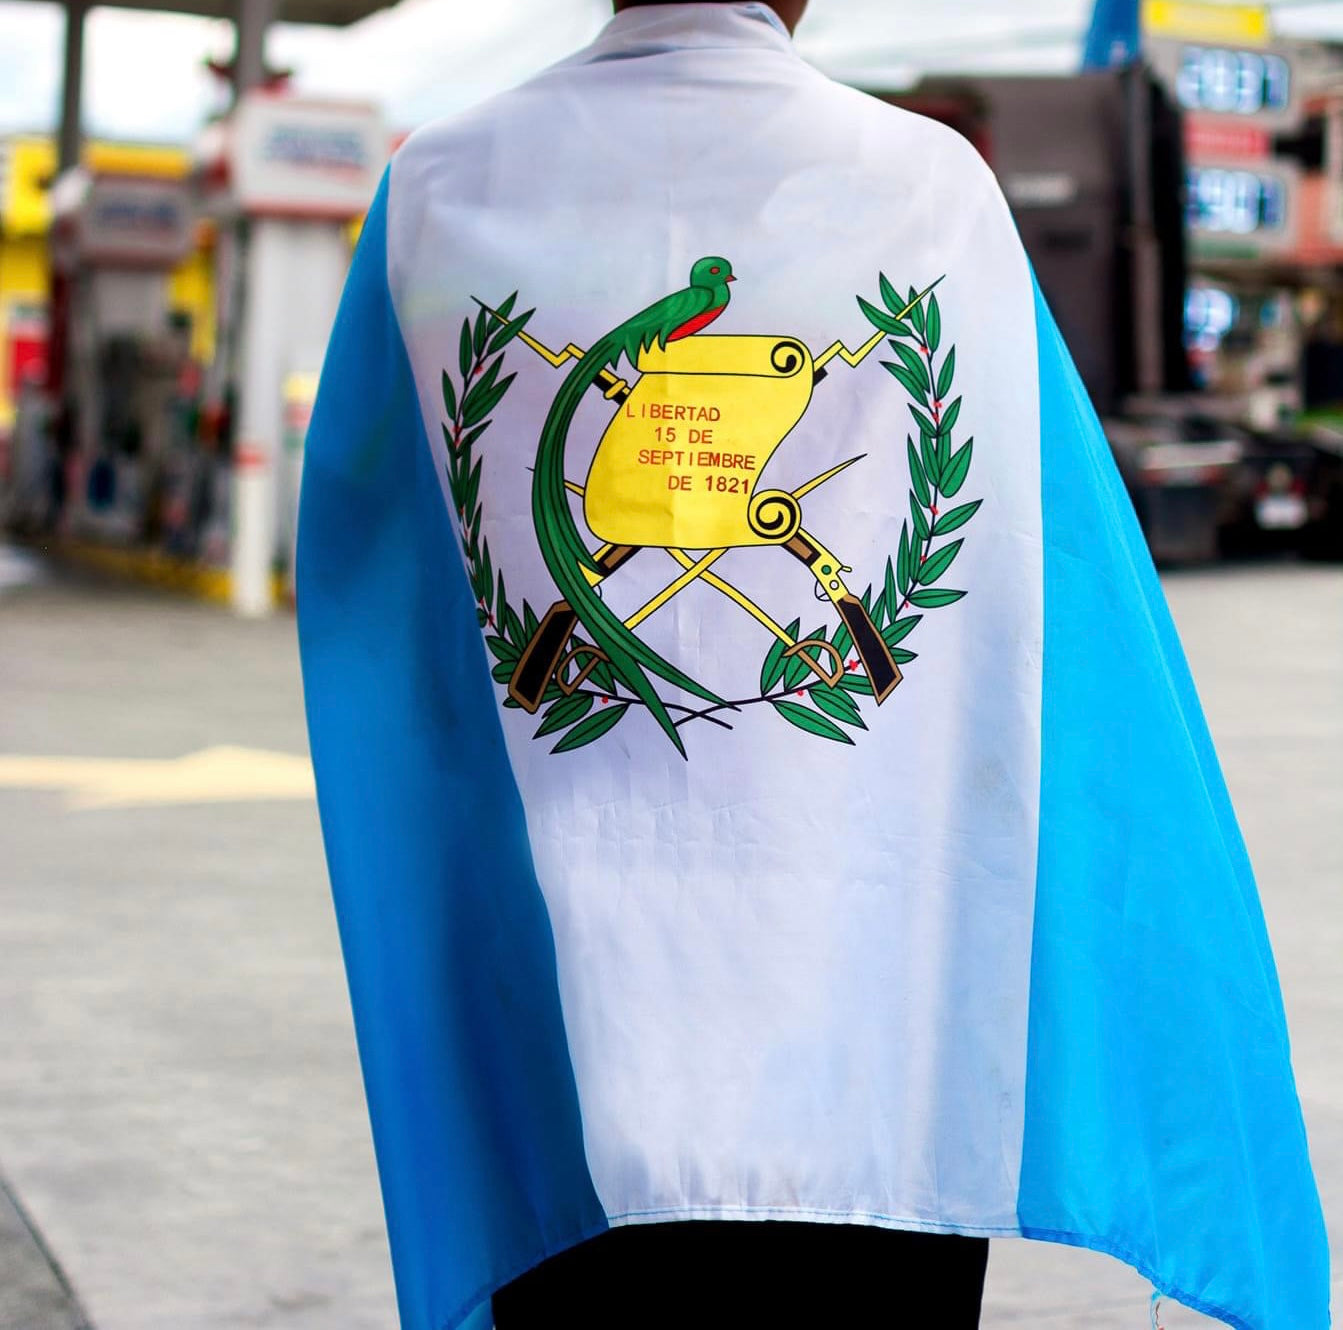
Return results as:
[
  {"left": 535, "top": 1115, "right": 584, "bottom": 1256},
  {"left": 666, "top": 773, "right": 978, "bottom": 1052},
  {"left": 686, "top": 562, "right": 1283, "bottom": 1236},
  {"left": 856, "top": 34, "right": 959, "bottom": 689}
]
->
[{"left": 482, "top": 282, "right": 942, "bottom": 715}]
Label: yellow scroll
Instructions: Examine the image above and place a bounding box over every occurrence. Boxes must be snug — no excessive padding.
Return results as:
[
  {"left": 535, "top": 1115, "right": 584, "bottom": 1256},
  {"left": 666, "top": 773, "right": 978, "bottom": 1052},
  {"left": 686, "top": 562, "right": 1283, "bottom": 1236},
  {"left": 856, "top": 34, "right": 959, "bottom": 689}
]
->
[{"left": 583, "top": 334, "right": 814, "bottom": 549}]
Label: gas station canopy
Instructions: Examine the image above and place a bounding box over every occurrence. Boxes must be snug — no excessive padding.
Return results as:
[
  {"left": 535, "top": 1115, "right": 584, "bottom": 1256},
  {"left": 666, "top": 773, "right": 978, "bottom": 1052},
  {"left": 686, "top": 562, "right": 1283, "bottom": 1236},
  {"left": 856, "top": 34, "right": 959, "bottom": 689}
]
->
[
  {"left": 56, "top": 0, "right": 393, "bottom": 25},
  {"left": 26, "top": 0, "right": 398, "bottom": 173}
]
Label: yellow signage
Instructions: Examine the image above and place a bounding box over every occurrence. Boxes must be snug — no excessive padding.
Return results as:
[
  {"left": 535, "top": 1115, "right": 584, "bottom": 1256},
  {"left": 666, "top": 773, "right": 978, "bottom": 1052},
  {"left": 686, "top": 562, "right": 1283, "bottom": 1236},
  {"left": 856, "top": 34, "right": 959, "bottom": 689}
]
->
[
  {"left": 2, "top": 136, "right": 190, "bottom": 238},
  {"left": 1143, "top": 0, "right": 1270, "bottom": 45}
]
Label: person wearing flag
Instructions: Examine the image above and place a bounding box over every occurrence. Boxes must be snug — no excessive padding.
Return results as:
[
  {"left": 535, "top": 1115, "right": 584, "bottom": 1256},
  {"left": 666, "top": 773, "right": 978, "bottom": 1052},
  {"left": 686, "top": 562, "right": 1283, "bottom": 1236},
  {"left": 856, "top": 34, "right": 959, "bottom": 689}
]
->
[{"left": 296, "top": 2, "right": 1329, "bottom": 1327}]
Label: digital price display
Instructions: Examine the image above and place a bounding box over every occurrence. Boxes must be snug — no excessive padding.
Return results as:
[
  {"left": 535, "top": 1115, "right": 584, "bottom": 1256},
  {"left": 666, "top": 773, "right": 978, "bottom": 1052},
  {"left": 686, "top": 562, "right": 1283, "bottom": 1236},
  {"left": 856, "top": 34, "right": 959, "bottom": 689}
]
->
[
  {"left": 1184, "top": 286, "right": 1238, "bottom": 352},
  {"left": 1175, "top": 46, "right": 1290, "bottom": 117},
  {"left": 1186, "top": 166, "right": 1287, "bottom": 236}
]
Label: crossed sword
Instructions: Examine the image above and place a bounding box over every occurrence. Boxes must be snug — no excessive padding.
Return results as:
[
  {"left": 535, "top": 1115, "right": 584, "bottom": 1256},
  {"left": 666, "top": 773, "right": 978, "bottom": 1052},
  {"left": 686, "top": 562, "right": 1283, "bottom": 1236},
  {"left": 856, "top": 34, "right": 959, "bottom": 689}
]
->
[{"left": 484, "top": 282, "right": 942, "bottom": 715}]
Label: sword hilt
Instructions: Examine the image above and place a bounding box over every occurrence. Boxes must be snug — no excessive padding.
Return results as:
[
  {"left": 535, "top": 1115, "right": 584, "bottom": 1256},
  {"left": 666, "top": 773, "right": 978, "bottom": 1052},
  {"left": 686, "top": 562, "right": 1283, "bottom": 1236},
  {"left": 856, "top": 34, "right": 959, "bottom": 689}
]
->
[{"left": 508, "top": 545, "right": 639, "bottom": 712}]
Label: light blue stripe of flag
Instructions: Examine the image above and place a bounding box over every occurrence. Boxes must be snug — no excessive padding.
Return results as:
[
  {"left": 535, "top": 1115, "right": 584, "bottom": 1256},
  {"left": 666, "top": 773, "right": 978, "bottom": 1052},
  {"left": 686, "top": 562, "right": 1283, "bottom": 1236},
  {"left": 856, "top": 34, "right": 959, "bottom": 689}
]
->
[
  {"left": 296, "top": 171, "right": 607, "bottom": 1330},
  {"left": 1021, "top": 278, "right": 1329, "bottom": 1330}
]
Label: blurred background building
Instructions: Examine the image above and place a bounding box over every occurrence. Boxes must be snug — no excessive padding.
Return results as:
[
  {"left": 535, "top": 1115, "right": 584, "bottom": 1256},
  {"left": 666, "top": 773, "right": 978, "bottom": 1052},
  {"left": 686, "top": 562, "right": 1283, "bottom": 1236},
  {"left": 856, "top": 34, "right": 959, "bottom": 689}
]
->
[{"left": 2, "top": 0, "right": 1342, "bottom": 609}]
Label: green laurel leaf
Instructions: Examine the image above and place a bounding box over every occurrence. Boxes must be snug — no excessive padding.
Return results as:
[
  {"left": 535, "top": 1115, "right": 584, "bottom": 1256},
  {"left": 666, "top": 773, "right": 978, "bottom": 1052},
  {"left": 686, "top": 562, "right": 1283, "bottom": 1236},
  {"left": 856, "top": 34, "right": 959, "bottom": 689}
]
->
[
  {"left": 907, "top": 286, "right": 926, "bottom": 336},
  {"left": 936, "top": 345, "right": 956, "bottom": 401},
  {"left": 918, "top": 432, "right": 940, "bottom": 489},
  {"left": 879, "top": 271, "right": 904, "bottom": 316},
  {"left": 488, "top": 307, "right": 535, "bottom": 356},
  {"left": 909, "top": 403, "right": 937, "bottom": 438},
  {"left": 891, "top": 648, "right": 918, "bottom": 664},
  {"left": 937, "top": 424, "right": 951, "bottom": 474},
  {"left": 534, "top": 692, "right": 594, "bottom": 737},
  {"left": 890, "top": 341, "right": 931, "bottom": 393},
  {"left": 810, "top": 685, "right": 867, "bottom": 729},
  {"left": 838, "top": 673, "right": 874, "bottom": 696},
  {"left": 941, "top": 438, "right": 974, "bottom": 497},
  {"left": 883, "top": 554, "right": 899, "bottom": 622},
  {"left": 490, "top": 660, "right": 514, "bottom": 683},
  {"left": 926, "top": 292, "right": 942, "bottom": 352},
  {"left": 485, "top": 634, "right": 519, "bottom": 663},
  {"left": 495, "top": 292, "right": 519, "bottom": 320},
  {"left": 551, "top": 702, "right": 630, "bottom": 753},
  {"left": 472, "top": 304, "right": 490, "bottom": 357},
  {"left": 896, "top": 522, "right": 912, "bottom": 597},
  {"left": 940, "top": 395, "right": 962, "bottom": 437},
  {"left": 932, "top": 499, "right": 982, "bottom": 535},
  {"left": 911, "top": 490, "right": 930, "bottom": 542},
  {"left": 907, "top": 436, "right": 930, "bottom": 507},
  {"left": 471, "top": 354, "right": 503, "bottom": 401},
  {"left": 462, "top": 457, "right": 483, "bottom": 523},
  {"left": 771, "top": 698, "right": 854, "bottom": 744},
  {"left": 857, "top": 295, "right": 906, "bottom": 336},
  {"left": 883, "top": 614, "right": 922, "bottom": 646},
  {"left": 831, "top": 620, "right": 852, "bottom": 662},
  {"left": 870, "top": 583, "right": 889, "bottom": 629},
  {"left": 462, "top": 373, "right": 517, "bottom": 428},
  {"left": 882, "top": 361, "right": 927, "bottom": 403},
  {"left": 441, "top": 370, "right": 457, "bottom": 420},
  {"left": 522, "top": 600, "right": 540, "bottom": 641},
  {"left": 760, "top": 617, "right": 801, "bottom": 694},
  {"left": 908, "top": 587, "right": 966, "bottom": 608},
  {"left": 458, "top": 320, "right": 472, "bottom": 380},
  {"left": 917, "top": 538, "right": 963, "bottom": 585}
]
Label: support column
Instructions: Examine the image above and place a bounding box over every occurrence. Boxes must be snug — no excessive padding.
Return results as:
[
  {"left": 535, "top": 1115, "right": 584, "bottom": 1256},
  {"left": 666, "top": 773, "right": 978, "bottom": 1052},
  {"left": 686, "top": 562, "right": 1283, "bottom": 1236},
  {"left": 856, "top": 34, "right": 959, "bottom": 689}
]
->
[
  {"left": 57, "top": 1, "right": 87, "bottom": 172},
  {"left": 229, "top": 219, "right": 349, "bottom": 616},
  {"left": 232, "top": 0, "right": 275, "bottom": 102},
  {"left": 227, "top": 0, "right": 277, "bottom": 613},
  {"left": 231, "top": 218, "right": 278, "bottom": 617}
]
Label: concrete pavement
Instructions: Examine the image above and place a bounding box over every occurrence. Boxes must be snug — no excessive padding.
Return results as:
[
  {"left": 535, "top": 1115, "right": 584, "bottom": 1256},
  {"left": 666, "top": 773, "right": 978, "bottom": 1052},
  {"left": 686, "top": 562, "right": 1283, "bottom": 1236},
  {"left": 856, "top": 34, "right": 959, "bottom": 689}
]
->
[{"left": 0, "top": 558, "right": 1338, "bottom": 1328}]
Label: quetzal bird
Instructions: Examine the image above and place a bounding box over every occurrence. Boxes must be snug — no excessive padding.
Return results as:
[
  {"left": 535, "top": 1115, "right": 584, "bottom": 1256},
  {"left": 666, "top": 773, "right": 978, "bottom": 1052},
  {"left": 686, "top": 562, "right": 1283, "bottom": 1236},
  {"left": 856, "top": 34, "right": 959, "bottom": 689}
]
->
[{"left": 533, "top": 256, "right": 737, "bottom": 756}]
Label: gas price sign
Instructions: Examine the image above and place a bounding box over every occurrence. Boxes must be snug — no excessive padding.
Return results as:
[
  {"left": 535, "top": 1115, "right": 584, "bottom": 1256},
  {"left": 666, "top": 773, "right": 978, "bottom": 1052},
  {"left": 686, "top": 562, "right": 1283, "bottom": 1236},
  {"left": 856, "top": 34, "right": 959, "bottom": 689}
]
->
[
  {"left": 1175, "top": 46, "right": 1290, "bottom": 116},
  {"left": 1186, "top": 161, "right": 1298, "bottom": 254},
  {"left": 1147, "top": 37, "right": 1300, "bottom": 132}
]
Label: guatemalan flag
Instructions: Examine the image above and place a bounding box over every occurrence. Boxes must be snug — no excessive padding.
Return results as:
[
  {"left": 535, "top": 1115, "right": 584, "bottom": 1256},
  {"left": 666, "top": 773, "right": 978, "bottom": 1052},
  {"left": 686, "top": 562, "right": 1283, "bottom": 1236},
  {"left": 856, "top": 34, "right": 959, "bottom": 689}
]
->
[{"left": 296, "top": 5, "right": 1328, "bottom": 1328}]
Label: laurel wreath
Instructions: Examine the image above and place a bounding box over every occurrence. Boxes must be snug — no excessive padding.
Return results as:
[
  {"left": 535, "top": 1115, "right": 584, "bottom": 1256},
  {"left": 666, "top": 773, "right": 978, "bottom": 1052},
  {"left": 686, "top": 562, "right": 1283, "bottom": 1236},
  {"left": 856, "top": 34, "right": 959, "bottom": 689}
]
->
[
  {"left": 442, "top": 296, "right": 631, "bottom": 754},
  {"left": 734, "top": 276, "right": 981, "bottom": 744},
  {"left": 441, "top": 276, "right": 979, "bottom": 753}
]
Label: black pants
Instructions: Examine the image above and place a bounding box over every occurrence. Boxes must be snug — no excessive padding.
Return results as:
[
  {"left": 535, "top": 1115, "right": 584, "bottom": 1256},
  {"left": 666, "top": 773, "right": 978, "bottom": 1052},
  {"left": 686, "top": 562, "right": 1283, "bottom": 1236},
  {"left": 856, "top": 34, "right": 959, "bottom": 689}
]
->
[{"left": 492, "top": 1221, "right": 989, "bottom": 1327}]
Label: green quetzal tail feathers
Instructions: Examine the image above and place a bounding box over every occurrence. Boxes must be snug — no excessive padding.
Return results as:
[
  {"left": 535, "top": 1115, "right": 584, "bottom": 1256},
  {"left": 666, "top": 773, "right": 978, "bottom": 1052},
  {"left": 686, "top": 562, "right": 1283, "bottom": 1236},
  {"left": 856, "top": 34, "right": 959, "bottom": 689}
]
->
[{"left": 531, "top": 338, "right": 724, "bottom": 750}]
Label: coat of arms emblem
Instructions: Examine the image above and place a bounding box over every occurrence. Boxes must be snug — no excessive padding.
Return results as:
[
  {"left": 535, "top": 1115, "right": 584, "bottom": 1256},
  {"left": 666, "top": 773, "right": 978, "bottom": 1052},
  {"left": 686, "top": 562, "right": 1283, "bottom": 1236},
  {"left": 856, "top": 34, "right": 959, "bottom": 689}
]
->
[{"left": 441, "top": 266, "right": 980, "bottom": 755}]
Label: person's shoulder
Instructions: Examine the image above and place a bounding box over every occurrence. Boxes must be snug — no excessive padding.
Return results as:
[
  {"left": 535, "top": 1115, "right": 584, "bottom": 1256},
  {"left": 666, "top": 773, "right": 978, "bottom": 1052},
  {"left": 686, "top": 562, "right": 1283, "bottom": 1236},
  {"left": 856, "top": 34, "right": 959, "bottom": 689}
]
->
[
  {"left": 804, "top": 67, "right": 1000, "bottom": 187},
  {"left": 387, "top": 88, "right": 515, "bottom": 194},
  {"left": 388, "top": 43, "right": 590, "bottom": 189}
]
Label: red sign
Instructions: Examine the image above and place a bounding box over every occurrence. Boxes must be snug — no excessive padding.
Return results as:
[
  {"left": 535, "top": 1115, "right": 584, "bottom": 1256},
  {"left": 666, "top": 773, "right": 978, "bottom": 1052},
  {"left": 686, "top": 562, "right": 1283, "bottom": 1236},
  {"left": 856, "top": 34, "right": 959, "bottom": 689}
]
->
[
  {"left": 7, "top": 308, "right": 49, "bottom": 395},
  {"left": 1185, "top": 116, "right": 1271, "bottom": 161},
  {"left": 10, "top": 331, "right": 48, "bottom": 392}
]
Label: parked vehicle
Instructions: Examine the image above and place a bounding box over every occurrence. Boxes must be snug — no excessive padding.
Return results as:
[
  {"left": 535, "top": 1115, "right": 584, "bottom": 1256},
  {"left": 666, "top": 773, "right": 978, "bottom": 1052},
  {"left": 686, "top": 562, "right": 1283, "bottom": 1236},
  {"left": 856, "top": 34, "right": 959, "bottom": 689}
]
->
[
  {"left": 1106, "top": 413, "right": 1242, "bottom": 564},
  {"left": 1105, "top": 408, "right": 1341, "bottom": 563},
  {"left": 1297, "top": 422, "right": 1343, "bottom": 561},
  {"left": 1210, "top": 422, "right": 1315, "bottom": 557}
]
